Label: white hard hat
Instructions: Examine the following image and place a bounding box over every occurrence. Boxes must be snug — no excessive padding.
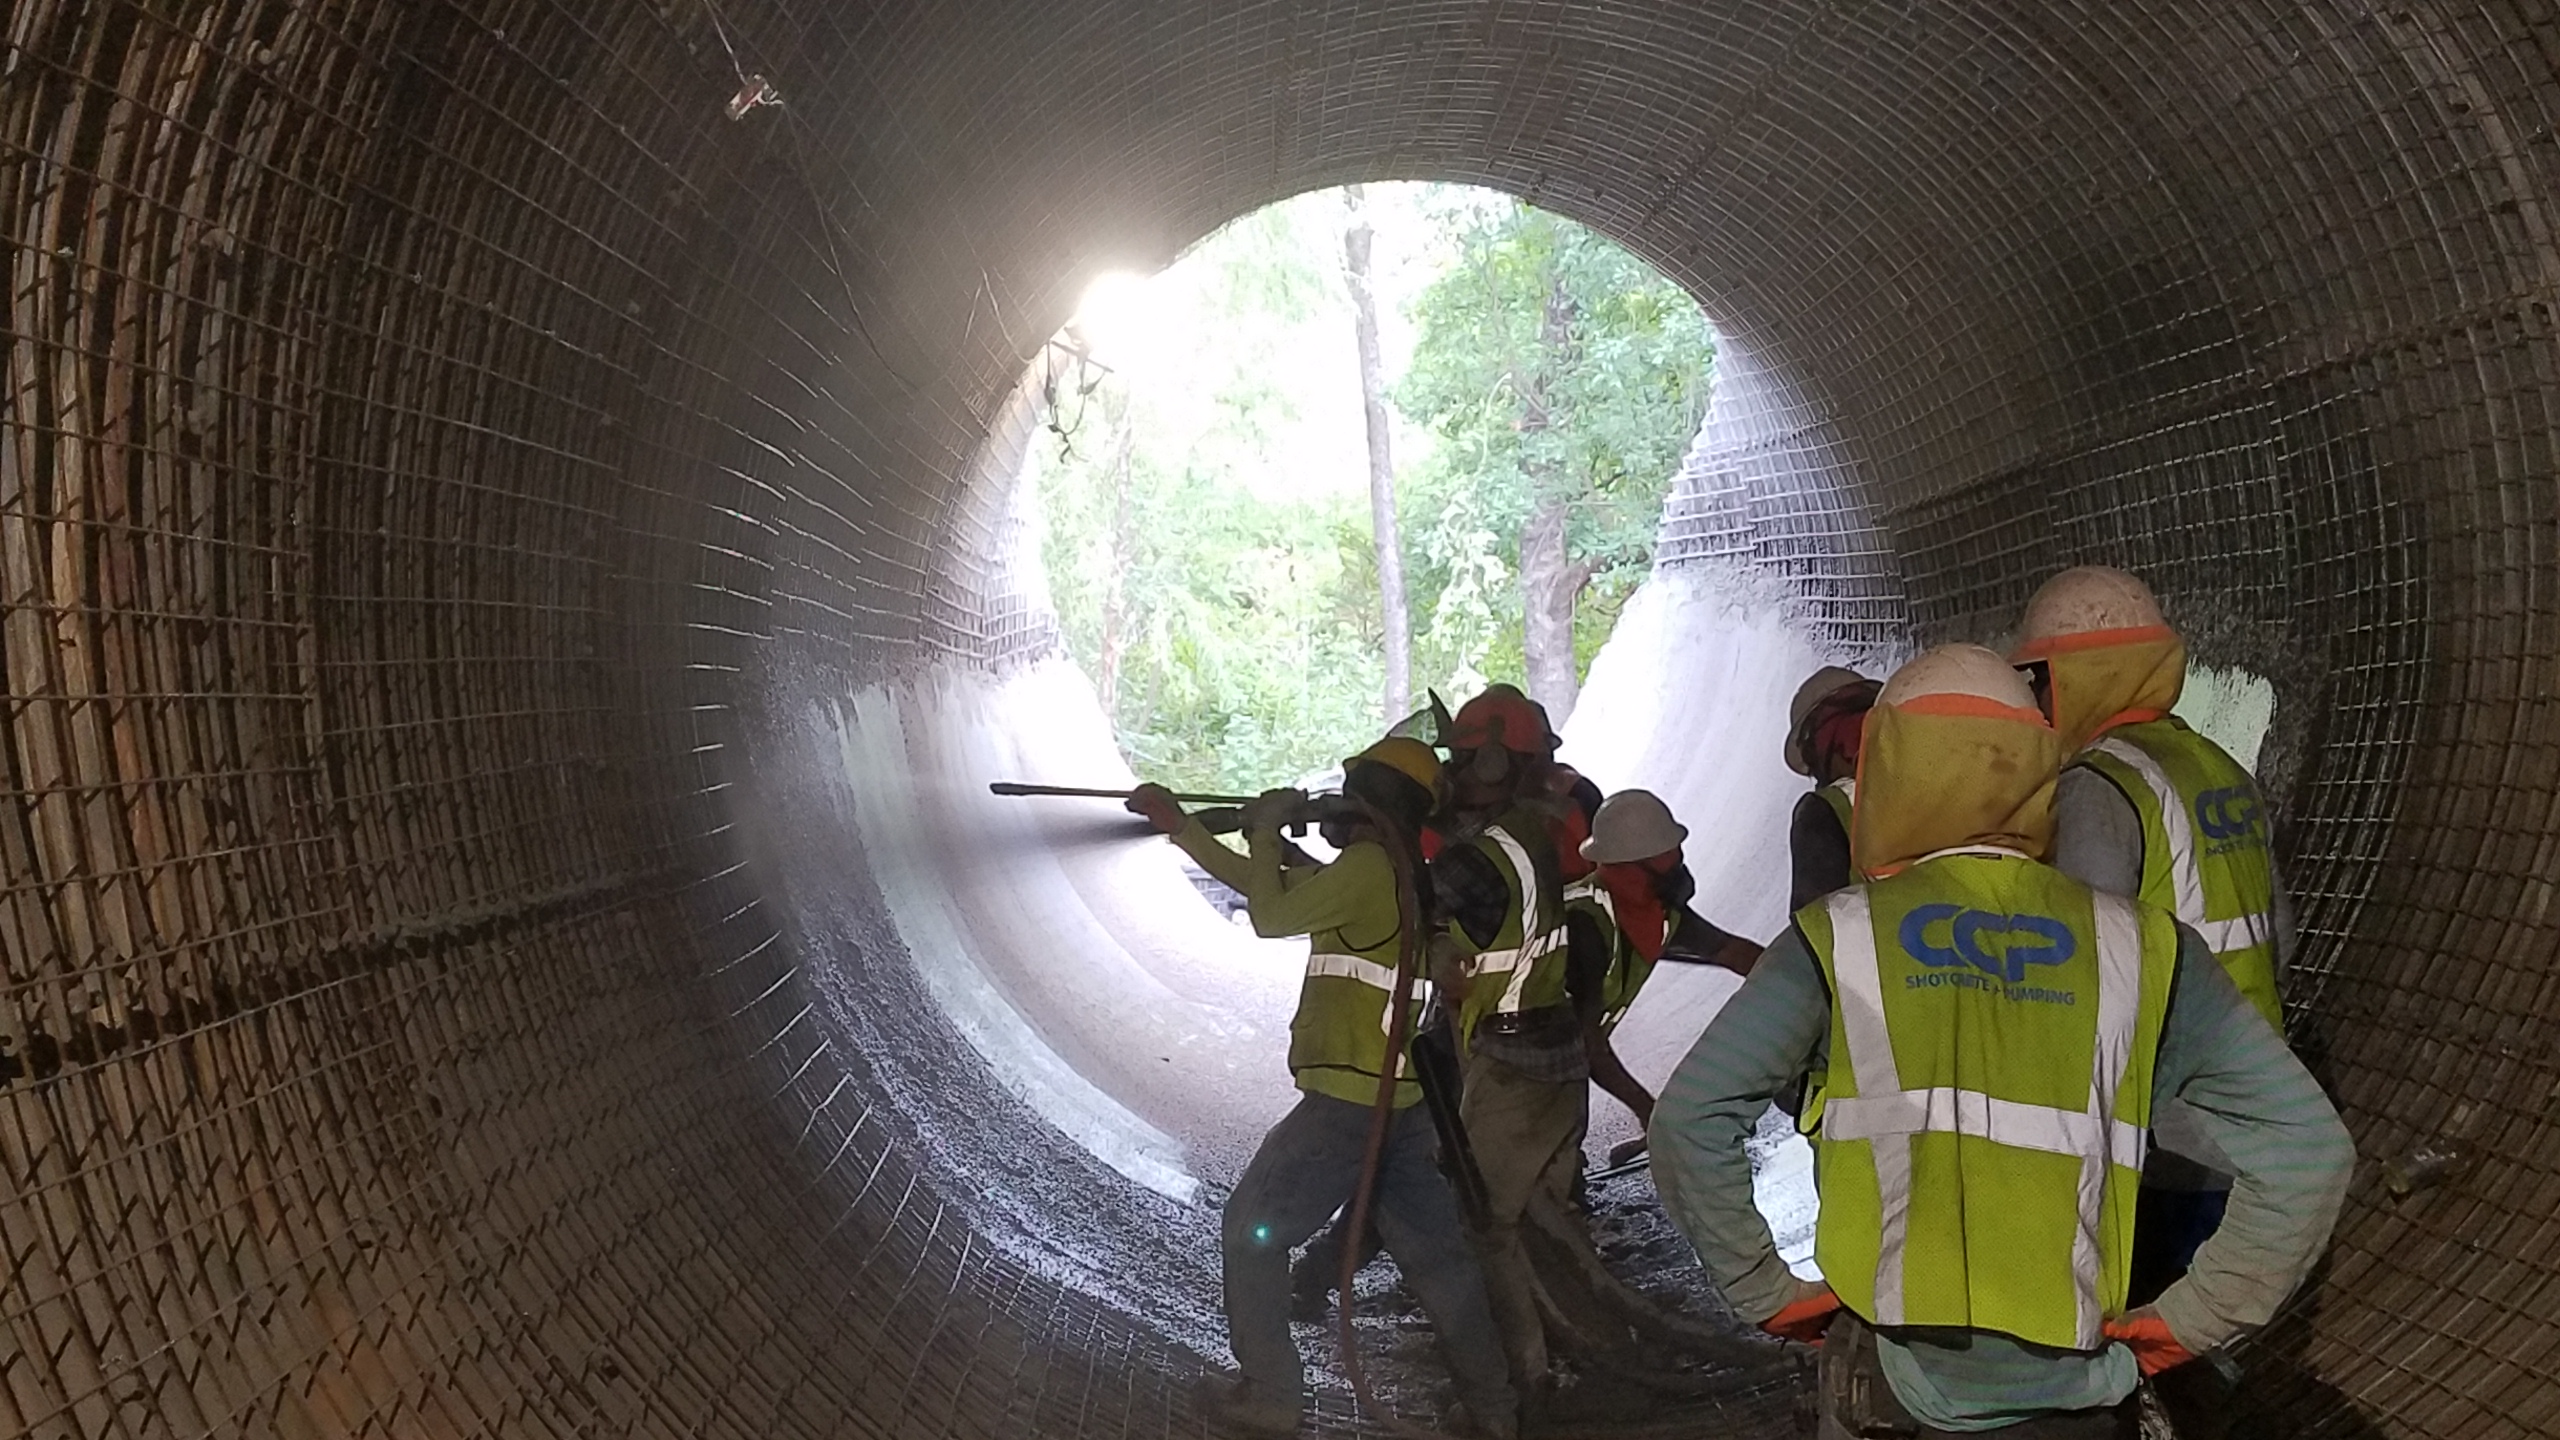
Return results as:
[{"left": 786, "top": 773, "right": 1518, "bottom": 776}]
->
[
  {"left": 2018, "top": 566, "right": 2168, "bottom": 643},
  {"left": 1580, "top": 789, "right": 1688, "bottom": 863},
  {"left": 1784, "top": 665, "right": 1875, "bottom": 775},
  {"left": 1878, "top": 643, "right": 2039, "bottom": 712}
]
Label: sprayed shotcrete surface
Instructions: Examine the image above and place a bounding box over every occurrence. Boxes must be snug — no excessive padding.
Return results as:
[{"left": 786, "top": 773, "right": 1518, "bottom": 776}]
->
[{"left": 773, "top": 566, "right": 1831, "bottom": 1385}]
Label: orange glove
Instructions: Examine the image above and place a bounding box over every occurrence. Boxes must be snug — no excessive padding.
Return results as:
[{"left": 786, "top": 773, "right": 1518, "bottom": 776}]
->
[
  {"left": 2102, "top": 1309, "right": 2198, "bottom": 1376},
  {"left": 1762, "top": 1283, "right": 1842, "bottom": 1344},
  {"left": 1125, "top": 784, "right": 1184, "bottom": 836}
]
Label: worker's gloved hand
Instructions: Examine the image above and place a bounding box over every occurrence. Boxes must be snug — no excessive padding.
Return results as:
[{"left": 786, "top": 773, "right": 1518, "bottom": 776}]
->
[
  {"left": 2103, "top": 1308, "right": 2199, "bottom": 1376},
  {"left": 1761, "top": 1280, "right": 1841, "bottom": 1344},
  {"left": 1125, "top": 783, "right": 1184, "bottom": 836},
  {"left": 1240, "top": 787, "right": 1308, "bottom": 834},
  {"left": 1427, "top": 933, "right": 1476, "bottom": 1005}
]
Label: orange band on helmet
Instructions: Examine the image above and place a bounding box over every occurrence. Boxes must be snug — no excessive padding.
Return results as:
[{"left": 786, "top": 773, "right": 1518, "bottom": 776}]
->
[
  {"left": 1886, "top": 692, "right": 2050, "bottom": 726},
  {"left": 2010, "top": 624, "right": 2178, "bottom": 662}
]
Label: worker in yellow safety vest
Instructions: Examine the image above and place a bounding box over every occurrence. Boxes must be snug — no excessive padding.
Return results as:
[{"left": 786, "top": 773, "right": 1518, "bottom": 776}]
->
[
  {"left": 1128, "top": 738, "right": 1517, "bottom": 1440},
  {"left": 2010, "top": 565, "right": 2297, "bottom": 1318},
  {"left": 1777, "top": 665, "right": 1881, "bottom": 1126},
  {"left": 1427, "top": 684, "right": 1582, "bottom": 1392},
  {"left": 1649, "top": 644, "right": 2352, "bottom": 1437},
  {"left": 1783, "top": 665, "right": 1882, "bottom": 911},
  {"left": 1564, "top": 789, "right": 1762, "bottom": 1150}
]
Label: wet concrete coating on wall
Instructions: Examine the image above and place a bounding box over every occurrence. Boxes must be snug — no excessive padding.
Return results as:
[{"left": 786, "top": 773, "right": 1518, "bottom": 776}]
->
[{"left": 3, "top": 2, "right": 2556, "bottom": 1437}]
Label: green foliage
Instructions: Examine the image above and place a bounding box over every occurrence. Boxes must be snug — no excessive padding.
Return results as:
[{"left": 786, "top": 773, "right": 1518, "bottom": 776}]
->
[
  {"left": 1395, "top": 198, "right": 1713, "bottom": 689},
  {"left": 1033, "top": 186, "right": 1711, "bottom": 793},
  {"left": 1033, "top": 194, "right": 1384, "bottom": 795}
]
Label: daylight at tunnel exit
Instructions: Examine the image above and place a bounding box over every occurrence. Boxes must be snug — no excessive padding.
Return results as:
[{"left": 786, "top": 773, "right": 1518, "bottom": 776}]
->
[{"left": 0, "top": 3, "right": 2553, "bottom": 1440}]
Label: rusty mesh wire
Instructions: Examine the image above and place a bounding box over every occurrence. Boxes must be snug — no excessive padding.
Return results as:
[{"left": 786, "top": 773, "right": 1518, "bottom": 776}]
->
[{"left": 3, "top": 0, "right": 2558, "bottom": 1437}]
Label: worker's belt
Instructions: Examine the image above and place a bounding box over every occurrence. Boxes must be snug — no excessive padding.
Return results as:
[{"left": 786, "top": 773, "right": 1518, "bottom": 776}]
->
[{"left": 1473, "top": 1004, "right": 1577, "bottom": 1039}]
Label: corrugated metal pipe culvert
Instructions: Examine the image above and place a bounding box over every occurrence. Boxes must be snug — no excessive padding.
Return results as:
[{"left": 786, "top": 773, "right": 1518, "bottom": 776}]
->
[{"left": 2, "top": 1, "right": 2555, "bottom": 1437}]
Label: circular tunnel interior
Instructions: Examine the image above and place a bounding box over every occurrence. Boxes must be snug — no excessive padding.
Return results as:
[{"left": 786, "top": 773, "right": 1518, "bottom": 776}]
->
[{"left": 3, "top": 2, "right": 2556, "bottom": 1437}]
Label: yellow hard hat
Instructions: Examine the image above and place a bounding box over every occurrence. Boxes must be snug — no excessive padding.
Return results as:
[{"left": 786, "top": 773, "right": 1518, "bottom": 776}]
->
[
  {"left": 2016, "top": 565, "right": 2169, "bottom": 645},
  {"left": 1878, "top": 643, "right": 2040, "bottom": 712},
  {"left": 1347, "top": 736, "right": 1443, "bottom": 794}
]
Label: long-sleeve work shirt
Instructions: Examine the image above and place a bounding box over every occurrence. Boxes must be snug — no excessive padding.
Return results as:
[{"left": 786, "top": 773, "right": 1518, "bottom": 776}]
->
[
  {"left": 1170, "top": 819, "right": 1401, "bottom": 944},
  {"left": 2052, "top": 765, "right": 2301, "bottom": 1183},
  {"left": 1649, "top": 920, "right": 2353, "bottom": 1431}
]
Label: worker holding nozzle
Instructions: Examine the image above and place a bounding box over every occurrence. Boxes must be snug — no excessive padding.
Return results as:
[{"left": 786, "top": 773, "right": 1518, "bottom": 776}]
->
[
  {"left": 2010, "top": 566, "right": 2299, "bottom": 1434},
  {"left": 1649, "top": 644, "right": 2352, "bottom": 1438},
  {"left": 1126, "top": 738, "right": 1518, "bottom": 1440}
]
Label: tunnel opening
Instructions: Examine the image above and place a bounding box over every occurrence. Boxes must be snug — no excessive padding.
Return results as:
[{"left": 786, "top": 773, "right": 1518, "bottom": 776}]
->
[
  {"left": 3, "top": 1, "right": 2544, "bottom": 1437},
  {"left": 791, "top": 184, "right": 1859, "bottom": 1373}
]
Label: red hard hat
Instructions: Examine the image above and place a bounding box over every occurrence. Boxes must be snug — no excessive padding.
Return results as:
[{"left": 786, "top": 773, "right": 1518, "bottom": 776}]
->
[{"left": 1448, "top": 684, "right": 1556, "bottom": 754}]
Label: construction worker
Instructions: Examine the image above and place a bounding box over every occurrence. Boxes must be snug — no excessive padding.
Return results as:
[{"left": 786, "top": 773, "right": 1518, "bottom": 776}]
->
[
  {"left": 1567, "top": 789, "right": 1763, "bottom": 1140},
  {"left": 1427, "top": 683, "right": 1582, "bottom": 1392},
  {"left": 1784, "top": 665, "right": 1882, "bottom": 911},
  {"left": 2009, "top": 565, "right": 2297, "bottom": 1312},
  {"left": 1649, "top": 644, "right": 2352, "bottom": 1437},
  {"left": 1128, "top": 739, "right": 1517, "bottom": 1440}
]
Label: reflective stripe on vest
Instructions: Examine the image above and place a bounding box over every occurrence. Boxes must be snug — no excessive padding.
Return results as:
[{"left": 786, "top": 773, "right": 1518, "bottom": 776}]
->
[
  {"left": 2089, "top": 732, "right": 2280, "bottom": 1027},
  {"left": 1564, "top": 877, "right": 1652, "bottom": 1030},
  {"left": 1288, "top": 842, "right": 1424, "bottom": 1107},
  {"left": 1306, "top": 952, "right": 1400, "bottom": 992},
  {"left": 1471, "top": 823, "right": 1566, "bottom": 1014},
  {"left": 1813, "top": 866, "right": 2169, "bottom": 1349}
]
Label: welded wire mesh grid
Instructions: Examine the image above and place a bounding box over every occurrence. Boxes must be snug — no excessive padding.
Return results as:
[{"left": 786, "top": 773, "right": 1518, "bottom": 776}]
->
[{"left": 4, "top": 0, "right": 2560, "bottom": 1437}]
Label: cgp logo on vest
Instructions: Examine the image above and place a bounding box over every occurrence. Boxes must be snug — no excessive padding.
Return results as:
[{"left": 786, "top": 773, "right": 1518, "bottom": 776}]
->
[
  {"left": 2193, "top": 786, "right": 2265, "bottom": 856},
  {"left": 1897, "top": 905, "right": 2078, "bottom": 1006}
]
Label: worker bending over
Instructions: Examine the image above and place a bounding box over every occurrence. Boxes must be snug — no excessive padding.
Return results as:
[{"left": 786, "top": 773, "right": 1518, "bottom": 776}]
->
[
  {"left": 1427, "top": 685, "right": 1585, "bottom": 1393},
  {"left": 1567, "top": 788, "right": 1762, "bottom": 1144},
  {"left": 2010, "top": 566, "right": 2297, "bottom": 1311},
  {"left": 1128, "top": 740, "right": 1516, "bottom": 1440},
  {"left": 1650, "top": 645, "right": 2352, "bottom": 1437},
  {"left": 1783, "top": 665, "right": 1882, "bottom": 911}
]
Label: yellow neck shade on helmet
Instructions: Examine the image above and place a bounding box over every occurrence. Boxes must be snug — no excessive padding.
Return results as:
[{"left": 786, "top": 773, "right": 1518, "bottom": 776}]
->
[
  {"left": 1851, "top": 691, "right": 2063, "bottom": 880},
  {"left": 2012, "top": 624, "right": 2188, "bottom": 755}
]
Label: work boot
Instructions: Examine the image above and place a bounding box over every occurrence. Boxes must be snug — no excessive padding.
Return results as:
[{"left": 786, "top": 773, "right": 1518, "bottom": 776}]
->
[
  {"left": 1195, "top": 1373, "right": 1302, "bottom": 1438},
  {"left": 1287, "top": 1257, "right": 1334, "bottom": 1321}
]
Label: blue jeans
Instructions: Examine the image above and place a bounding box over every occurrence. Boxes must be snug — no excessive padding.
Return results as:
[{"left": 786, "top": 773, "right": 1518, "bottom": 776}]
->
[{"left": 1223, "top": 1092, "right": 1515, "bottom": 1420}]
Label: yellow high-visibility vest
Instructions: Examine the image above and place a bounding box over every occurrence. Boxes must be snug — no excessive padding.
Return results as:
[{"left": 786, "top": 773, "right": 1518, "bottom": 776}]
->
[
  {"left": 1452, "top": 807, "right": 1569, "bottom": 1044},
  {"left": 1290, "top": 842, "right": 1424, "bottom": 1107},
  {"left": 1798, "top": 851, "right": 2179, "bottom": 1349},
  {"left": 2078, "top": 717, "right": 2282, "bottom": 1032}
]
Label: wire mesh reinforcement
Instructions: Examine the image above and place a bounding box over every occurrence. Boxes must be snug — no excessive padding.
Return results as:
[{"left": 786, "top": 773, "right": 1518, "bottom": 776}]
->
[{"left": 4, "top": 0, "right": 2559, "bottom": 1437}]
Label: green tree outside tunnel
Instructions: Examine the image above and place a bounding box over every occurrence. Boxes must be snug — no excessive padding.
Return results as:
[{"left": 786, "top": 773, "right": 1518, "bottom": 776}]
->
[
  {"left": 1031, "top": 186, "right": 1712, "bottom": 794},
  {"left": 1396, "top": 198, "right": 1714, "bottom": 725}
]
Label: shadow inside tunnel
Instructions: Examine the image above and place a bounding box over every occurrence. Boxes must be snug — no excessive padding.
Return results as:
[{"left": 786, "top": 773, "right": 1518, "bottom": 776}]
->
[{"left": 2225, "top": 1257, "right": 2395, "bottom": 1440}]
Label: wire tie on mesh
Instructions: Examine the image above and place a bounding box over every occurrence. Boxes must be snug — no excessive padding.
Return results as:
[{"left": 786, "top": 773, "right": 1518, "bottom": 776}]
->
[{"left": 726, "top": 75, "right": 782, "bottom": 121}]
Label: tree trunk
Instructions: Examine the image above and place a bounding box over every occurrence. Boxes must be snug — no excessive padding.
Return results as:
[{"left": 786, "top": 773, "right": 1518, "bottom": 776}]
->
[
  {"left": 1342, "top": 186, "right": 1412, "bottom": 722},
  {"left": 1519, "top": 499, "right": 1591, "bottom": 725},
  {"left": 1518, "top": 274, "right": 1585, "bottom": 725}
]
